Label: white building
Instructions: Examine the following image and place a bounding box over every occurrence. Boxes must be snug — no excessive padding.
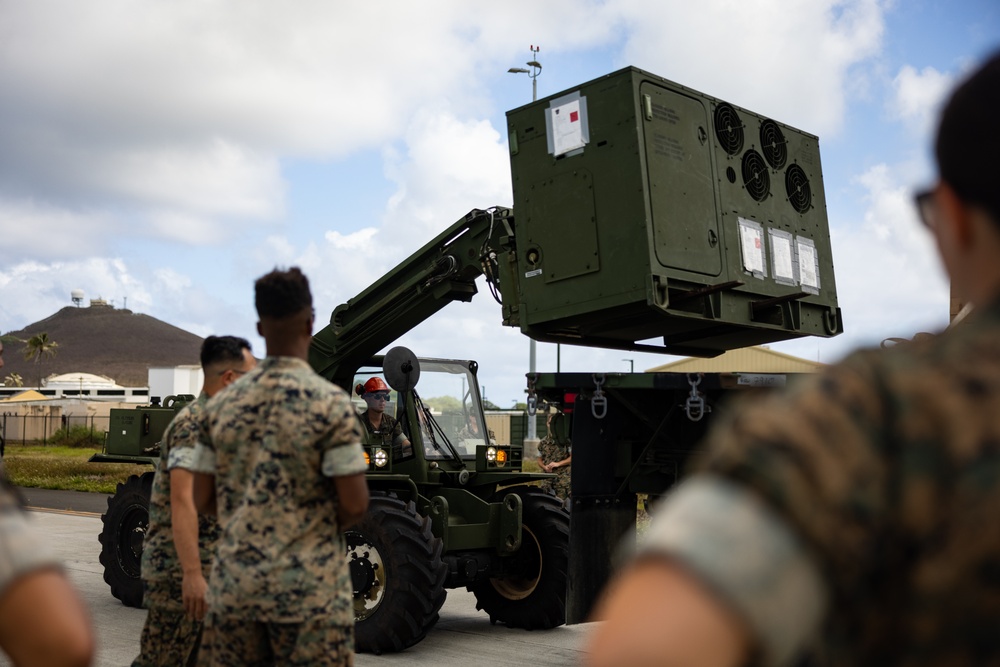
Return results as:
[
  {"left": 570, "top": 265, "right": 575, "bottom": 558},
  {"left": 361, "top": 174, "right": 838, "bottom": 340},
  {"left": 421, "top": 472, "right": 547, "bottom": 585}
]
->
[
  {"left": 148, "top": 365, "right": 203, "bottom": 401},
  {"left": 0, "top": 371, "right": 150, "bottom": 403}
]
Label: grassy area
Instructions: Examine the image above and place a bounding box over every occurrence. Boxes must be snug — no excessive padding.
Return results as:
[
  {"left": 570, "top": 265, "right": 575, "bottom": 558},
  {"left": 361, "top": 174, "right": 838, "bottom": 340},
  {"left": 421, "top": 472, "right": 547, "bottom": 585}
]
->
[{"left": 3, "top": 445, "right": 150, "bottom": 494}]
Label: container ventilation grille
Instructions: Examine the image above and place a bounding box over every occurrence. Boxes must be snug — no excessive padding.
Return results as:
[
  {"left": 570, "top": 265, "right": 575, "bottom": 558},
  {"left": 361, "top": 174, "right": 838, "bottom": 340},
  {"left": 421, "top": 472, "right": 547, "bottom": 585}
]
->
[
  {"left": 714, "top": 103, "right": 744, "bottom": 155},
  {"left": 742, "top": 149, "right": 770, "bottom": 202},
  {"left": 759, "top": 119, "right": 787, "bottom": 170},
  {"left": 785, "top": 164, "right": 812, "bottom": 213}
]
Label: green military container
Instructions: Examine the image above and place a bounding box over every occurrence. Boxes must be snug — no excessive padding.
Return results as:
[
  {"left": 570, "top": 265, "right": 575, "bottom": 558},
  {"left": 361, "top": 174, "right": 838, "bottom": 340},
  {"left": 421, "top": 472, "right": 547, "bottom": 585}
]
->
[
  {"left": 91, "top": 395, "right": 194, "bottom": 464},
  {"left": 506, "top": 66, "right": 842, "bottom": 357}
]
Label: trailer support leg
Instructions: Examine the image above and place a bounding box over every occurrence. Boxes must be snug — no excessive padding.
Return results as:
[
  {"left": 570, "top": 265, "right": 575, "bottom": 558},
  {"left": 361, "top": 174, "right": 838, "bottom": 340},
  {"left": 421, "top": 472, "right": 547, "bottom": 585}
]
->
[{"left": 565, "top": 395, "right": 636, "bottom": 624}]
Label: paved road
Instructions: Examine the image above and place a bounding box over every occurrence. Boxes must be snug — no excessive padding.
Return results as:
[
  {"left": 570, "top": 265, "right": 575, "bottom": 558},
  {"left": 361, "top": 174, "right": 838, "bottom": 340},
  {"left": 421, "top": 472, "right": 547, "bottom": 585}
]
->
[
  {"left": 1, "top": 499, "right": 594, "bottom": 666},
  {"left": 17, "top": 485, "right": 112, "bottom": 514}
]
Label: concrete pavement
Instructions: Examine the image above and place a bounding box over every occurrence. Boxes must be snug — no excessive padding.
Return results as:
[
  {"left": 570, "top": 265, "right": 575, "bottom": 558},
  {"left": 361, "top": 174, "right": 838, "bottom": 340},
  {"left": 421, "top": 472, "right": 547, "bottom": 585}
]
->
[{"left": 1, "top": 509, "right": 594, "bottom": 666}]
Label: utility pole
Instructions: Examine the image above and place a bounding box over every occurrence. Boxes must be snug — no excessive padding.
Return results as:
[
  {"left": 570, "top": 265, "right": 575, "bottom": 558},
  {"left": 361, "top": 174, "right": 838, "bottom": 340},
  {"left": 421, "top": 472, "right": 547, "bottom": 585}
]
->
[{"left": 509, "top": 45, "right": 545, "bottom": 443}]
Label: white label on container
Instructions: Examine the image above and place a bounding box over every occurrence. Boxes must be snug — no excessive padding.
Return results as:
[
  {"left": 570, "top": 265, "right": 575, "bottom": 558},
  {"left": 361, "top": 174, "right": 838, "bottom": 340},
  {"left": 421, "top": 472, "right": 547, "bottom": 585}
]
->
[
  {"left": 770, "top": 232, "right": 795, "bottom": 283},
  {"left": 551, "top": 99, "right": 585, "bottom": 156},
  {"left": 737, "top": 374, "right": 787, "bottom": 388},
  {"left": 798, "top": 240, "right": 819, "bottom": 290},
  {"left": 738, "top": 218, "right": 766, "bottom": 277}
]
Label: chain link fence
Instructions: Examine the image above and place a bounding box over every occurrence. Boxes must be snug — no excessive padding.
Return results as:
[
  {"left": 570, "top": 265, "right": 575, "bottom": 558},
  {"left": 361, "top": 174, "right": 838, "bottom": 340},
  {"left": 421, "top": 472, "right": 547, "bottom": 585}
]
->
[{"left": 0, "top": 413, "right": 110, "bottom": 446}]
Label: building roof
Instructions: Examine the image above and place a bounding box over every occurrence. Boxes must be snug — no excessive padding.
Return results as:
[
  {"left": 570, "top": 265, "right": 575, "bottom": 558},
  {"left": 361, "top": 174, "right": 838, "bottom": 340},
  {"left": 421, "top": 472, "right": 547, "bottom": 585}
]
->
[
  {"left": 0, "top": 390, "right": 49, "bottom": 403},
  {"left": 647, "top": 346, "right": 823, "bottom": 374},
  {"left": 44, "top": 372, "right": 121, "bottom": 389}
]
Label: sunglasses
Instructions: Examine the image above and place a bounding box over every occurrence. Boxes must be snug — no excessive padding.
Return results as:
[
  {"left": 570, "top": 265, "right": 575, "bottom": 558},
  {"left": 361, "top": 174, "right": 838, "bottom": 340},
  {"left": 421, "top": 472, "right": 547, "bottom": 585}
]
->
[{"left": 369, "top": 392, "right": 391, "bottom": 401}]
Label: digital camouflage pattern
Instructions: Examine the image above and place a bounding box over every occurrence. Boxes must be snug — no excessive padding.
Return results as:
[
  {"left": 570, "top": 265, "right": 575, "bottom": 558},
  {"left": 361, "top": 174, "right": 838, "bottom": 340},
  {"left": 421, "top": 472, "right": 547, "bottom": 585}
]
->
[
  {"left": 689, "top": 300, "right": 1000, "bottom": 666},
  {"left": 191, "top": 356, "right": 367, "bottom": 627},
  {"left": 203, "top": 614, "right": 353, "bottom": 666},
  {"left": 538, "top": 435, "right": 571, "bottom": 500},
  {"left": 359, "top": 410, "right": 410, "bottom": 459},
  {"left": 141, "top": 394, "right": 219, "bottom": 612},
  {"left": 132, "top": 607, "right": 202, "bottom": 667}
]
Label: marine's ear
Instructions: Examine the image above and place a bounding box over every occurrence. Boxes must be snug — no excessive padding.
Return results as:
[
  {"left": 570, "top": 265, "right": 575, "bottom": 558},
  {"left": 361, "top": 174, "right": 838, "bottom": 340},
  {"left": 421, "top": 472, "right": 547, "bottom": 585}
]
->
[{"left": 937, "top": 182, "right": 974, "bottom": 249}]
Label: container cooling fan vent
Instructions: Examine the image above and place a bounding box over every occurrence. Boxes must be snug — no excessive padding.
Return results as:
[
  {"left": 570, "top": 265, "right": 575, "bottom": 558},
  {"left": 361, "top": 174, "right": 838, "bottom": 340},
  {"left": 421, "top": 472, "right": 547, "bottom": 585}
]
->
[
  {"left": 714, "top": 103, "right": 744, "bottom": 156},
  {"left": 759, "top": 119, "right": 787, "bottom": 170},
  {"left": 741, "top": 149, "right": 770, "bottom": 202},
  {"left": 785, "top": 164, "right": 812, "bottom": 213}
]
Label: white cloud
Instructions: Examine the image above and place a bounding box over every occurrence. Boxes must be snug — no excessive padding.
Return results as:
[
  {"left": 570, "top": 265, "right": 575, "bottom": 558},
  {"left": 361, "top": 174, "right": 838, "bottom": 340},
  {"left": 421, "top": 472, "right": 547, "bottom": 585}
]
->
[
  {"left": 889, "top": 65, "right": 953, "bottom": 133},
  {"left": 828, "top": 163, "right": 948, "bottom": 347},
  {"left": 611, "top": 0, "right": 887, "bottom": 136},
  {"left": 383, "top": 111, "right": 513, "bottom": 244},
  {"left": 0, "top": 0, "right": 618, "bottom": 257},
  {"left": 325, "top": 228, "right": 378, "bottom": 251},
  {"left": 0, "top": 258, "right": 151, "bottom": 331},
  {"left": 0, "top": 199, "right": 116, "bottom": 263},
  {"left": 0, "top": 0, "right": 890, "bottom": 265},
  {"left": 107, "top": 139, "right": 284, "bottom": 218}
]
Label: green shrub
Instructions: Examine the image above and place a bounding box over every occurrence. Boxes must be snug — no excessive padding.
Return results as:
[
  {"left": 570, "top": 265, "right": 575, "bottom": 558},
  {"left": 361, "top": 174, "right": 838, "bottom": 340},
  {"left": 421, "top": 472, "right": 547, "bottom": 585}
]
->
[{"left": 47, "top": 425, "right": 105, "bottom": 448}]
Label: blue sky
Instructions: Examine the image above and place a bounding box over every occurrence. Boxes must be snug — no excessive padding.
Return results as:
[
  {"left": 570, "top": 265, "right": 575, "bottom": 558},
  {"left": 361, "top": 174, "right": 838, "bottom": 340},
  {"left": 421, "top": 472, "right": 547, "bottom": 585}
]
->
[{"left": 0, "top": 1, "right": 997, "bottom": 407}]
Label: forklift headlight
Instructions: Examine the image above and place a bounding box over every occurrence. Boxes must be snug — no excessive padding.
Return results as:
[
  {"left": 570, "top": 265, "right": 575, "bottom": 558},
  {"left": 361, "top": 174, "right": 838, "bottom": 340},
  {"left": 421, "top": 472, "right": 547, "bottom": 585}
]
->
[
  {"left": 374, "top": 448, "right": 389, "bottom": 468},
  {"left": 477, "top": 444, "right": 522, "bottom": 471}
]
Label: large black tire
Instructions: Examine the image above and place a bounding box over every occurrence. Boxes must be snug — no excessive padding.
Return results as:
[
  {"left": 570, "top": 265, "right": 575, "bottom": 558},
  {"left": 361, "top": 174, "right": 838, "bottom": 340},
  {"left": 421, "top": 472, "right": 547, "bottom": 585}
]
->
[
  {"left": 470, "top": 487, "right": 570, "bottom": 629},
  {"left": 347, "top": 493, "right": 447, "bottom": 654},
  {"left": 98, "top": 472, "right": 154, "bottom": 607}
]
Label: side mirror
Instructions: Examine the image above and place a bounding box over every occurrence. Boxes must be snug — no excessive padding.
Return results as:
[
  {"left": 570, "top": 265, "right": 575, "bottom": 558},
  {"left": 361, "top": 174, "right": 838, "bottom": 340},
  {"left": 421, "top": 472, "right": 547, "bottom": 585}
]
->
[{"left": 383, "top": 346, "right": 421, "bottom": 392}]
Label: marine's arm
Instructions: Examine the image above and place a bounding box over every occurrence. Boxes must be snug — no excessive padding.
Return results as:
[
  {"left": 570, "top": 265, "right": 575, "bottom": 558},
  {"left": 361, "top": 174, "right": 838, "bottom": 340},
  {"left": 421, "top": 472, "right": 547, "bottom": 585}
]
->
[
  {"left": 537, "top": 439, "right": 553, "bottom": 472},
  {"left": 192, "top": 472, "right": 217, "bottom": 516},
  {"left": 187, "top": 412, "right": 219, "bottom": 517},
  {"left": 587, "top": 476, "right": 827, "bottom": 667},
  {"left": 588, "top": 356, "right": 888, "bottom": 667},
  {"left": 550, "top": 452, "right": 571, "bottom": 470},
  {"left": 0, "top": 493, "right": 94, "bottom": 667},
  {"left": 588, "top": 556, "right": 750, "bottom": 667},
  {"left": 389, "top": 417, "right": 411, "bottom": 453},
  {"left": 170, "top": 468, "right": 208, "bottom": 620},
  {"left": 323, "top": 394, "right": 371, "bottom": 528},
  {"left": 333, "top": 473, "right": 369, "bottom": 528},
  {"left": 165, "top": 411, "right": 210, "bottom": 620},
  {"left": 0, "top": 568, "right": 94, "bottom": 667}
]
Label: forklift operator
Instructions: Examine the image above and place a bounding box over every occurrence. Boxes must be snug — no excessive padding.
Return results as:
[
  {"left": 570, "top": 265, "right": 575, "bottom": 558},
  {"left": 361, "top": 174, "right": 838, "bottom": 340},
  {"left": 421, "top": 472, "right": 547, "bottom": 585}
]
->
[{"left": 355, "top": 377, "right": 413, "bottom": 460}]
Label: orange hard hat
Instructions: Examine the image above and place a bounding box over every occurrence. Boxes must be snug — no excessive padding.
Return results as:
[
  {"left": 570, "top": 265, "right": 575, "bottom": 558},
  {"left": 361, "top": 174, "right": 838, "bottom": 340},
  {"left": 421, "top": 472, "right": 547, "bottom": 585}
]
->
[{"left": 356, "top": 377, "right": 389, "bottom": 396}]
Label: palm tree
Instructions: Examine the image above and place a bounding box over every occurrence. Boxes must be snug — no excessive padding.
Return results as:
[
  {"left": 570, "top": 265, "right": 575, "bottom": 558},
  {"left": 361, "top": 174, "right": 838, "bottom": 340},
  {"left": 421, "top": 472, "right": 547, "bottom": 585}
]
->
[
  {"left": 22, "top": 333, "right": 59, "bottom": 386},
  {"left": 2, "top": 373, "right": 23, "bottom": 388}
]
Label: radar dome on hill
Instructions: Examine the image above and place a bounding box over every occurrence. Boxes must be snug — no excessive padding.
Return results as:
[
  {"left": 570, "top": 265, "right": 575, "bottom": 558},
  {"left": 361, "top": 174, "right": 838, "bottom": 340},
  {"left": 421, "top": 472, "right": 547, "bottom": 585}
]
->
[{"left": 71, "top": 289, "right": 85, "bottom": 307}]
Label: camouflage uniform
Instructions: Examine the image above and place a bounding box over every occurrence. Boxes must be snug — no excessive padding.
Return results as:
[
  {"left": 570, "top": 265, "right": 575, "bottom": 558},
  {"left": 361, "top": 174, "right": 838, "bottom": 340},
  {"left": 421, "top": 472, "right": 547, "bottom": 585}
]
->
[
  {"left": 189, "top": 356, "right": 367, "bottom": 666},
  {"left": 360, "top": 410, "right": 411, "bottom": 459},
  {"left": 135, "top": 394, "right": 218, "bottom": 667},
  {"left": 457, "top": 422, "right": 496, "bottom": 444},
  {"left": 637, "top": 301, "right": 1000, "bottom": 666},
  {"left": 537, "top": 435, "right": 571, "bottom": 500}
]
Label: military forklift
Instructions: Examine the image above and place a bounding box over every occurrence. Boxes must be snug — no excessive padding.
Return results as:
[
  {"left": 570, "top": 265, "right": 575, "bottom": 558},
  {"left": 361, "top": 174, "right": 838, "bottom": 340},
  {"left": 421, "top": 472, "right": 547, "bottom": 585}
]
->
[{"left": 91, "top": 65, "right": 842, "bottom": 652}]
